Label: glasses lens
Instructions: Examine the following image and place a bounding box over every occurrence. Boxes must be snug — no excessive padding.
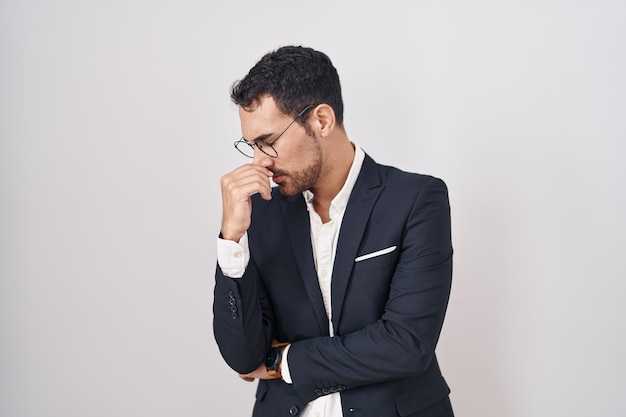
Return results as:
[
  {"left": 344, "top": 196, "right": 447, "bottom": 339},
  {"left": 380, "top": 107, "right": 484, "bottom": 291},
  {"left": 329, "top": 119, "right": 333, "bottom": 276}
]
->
[
  {"left": 257, "top": 142, "right": 277, "bottom": 158},
  {"left": 235, "top": 139, "right": 254, "bottom": 158}
]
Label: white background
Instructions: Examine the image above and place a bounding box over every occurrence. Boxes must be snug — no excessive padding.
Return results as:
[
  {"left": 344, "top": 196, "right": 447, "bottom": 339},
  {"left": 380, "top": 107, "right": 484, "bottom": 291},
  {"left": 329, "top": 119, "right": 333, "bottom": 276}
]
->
[{"left": 1, "top": 1, "right": 625, "bottom": 416}]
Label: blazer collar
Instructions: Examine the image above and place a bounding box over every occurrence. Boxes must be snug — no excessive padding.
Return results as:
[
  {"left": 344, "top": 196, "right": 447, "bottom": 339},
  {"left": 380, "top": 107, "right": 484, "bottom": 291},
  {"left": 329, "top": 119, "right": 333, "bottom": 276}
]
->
[
  {"left": 279, "top": 193, "right": 330, "bottom": 336},
  {"left": 330, "top": 154, "right": 383, "bottom": 332},
  {"left": 278, "top": 153, "right": 384, "bottom": 336}
]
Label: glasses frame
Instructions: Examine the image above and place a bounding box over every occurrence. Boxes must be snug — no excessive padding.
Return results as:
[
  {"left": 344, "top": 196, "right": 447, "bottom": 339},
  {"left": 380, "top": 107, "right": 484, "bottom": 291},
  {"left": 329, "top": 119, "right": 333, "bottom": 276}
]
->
[{"left": 234, "top": 104, "right": 317, "bottom": 159}]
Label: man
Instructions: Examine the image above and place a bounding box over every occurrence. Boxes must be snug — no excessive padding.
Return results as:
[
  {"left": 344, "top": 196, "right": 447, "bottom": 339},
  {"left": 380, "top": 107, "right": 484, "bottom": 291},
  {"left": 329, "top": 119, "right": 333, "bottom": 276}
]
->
[{"left": 213, "top": 45, "right": 454, "bottom": 417}]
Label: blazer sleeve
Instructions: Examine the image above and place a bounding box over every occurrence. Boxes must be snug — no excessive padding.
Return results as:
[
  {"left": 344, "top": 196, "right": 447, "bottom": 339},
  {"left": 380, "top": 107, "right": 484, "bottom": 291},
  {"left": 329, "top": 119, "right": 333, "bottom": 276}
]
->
[
  {"left": 286, "top": 176, "right": 453, "bottom": 404},
  {"left": 212, "top": 257, "right": 275, "bottom": 374}
]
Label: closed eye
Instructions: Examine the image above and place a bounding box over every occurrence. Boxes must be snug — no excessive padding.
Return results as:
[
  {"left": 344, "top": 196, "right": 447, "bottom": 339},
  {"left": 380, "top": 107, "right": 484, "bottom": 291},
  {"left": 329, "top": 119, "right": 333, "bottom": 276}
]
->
[
  {"left": 251, "top": 133, "right": 273, "bottom": 145},
  {"left": 248, "top": 134, "right": 277, "bottom": 151}
]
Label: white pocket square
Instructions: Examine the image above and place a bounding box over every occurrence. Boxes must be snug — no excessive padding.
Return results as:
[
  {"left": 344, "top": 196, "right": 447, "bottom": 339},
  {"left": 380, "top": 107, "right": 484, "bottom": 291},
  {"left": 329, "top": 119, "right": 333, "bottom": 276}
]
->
[{"left": 355, "top": 246, "right": 397, "bottom": 262}]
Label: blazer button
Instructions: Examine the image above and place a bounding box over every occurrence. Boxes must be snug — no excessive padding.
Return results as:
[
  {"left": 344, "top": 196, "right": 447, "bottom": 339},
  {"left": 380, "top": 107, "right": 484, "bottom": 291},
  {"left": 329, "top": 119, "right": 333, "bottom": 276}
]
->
[
  {"left": 314, "top": 388, "right": 322, "bottom": 396},
  {"left": 322, "top": 388, "right": 330, "bottom": 395},
  {"left": 338, "top": 385, "right": 346, "bottom": 391},
  {"left": 289, "top": 405, "right": 299, "bottom": 415},
  {"left": 231, "top": 312, "right": 239, "bottom": 319}
]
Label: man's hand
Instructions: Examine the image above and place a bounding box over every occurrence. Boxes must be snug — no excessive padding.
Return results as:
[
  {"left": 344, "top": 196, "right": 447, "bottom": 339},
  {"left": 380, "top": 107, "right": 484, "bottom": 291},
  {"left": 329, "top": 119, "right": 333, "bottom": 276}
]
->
[
  {"left": 220, "top": 163, "right": 273, "bottom": 242},
  {"left": 238, "top": 363, "right": 280, "bottom": 382}
]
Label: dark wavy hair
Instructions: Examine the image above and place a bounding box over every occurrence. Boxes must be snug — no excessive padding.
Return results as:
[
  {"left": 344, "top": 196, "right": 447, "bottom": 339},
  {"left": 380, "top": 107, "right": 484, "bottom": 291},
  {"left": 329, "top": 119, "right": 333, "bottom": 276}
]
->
[{"left": 230, "top": 46, "right": 344, "bottom": 128}]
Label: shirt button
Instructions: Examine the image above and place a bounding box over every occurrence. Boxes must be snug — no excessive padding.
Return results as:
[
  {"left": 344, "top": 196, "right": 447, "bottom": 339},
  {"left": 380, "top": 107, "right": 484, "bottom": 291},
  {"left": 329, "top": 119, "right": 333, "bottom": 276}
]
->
[{"left": 234, "top": 252, "right": 242, "bottom": 258}]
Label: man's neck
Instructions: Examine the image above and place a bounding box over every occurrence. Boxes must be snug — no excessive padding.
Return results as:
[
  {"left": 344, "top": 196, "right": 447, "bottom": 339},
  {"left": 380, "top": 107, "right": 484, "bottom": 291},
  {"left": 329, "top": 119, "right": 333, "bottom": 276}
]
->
[{"left": 310, "top": 140, "right": 355, "bottom": 223}]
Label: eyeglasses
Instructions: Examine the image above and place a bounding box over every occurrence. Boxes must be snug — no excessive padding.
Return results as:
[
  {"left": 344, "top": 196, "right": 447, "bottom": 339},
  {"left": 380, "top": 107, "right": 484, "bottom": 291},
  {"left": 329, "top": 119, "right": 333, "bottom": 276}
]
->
[{"left": 234, "top": 105, "right": 316, "bottom": 158}]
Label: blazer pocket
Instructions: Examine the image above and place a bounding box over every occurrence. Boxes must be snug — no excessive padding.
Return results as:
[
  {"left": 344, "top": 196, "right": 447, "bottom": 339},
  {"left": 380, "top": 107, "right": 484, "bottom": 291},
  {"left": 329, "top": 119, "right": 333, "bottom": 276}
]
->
[{"left": 355, "top": 246, "right": 397, "bottom": 262}]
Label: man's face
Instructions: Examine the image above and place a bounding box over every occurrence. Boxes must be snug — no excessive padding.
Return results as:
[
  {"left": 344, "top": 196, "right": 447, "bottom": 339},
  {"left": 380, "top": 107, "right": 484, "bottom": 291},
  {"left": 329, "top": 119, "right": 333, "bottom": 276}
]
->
[{"left": 239, "top": 96, "right": 322, "bottom": 196}]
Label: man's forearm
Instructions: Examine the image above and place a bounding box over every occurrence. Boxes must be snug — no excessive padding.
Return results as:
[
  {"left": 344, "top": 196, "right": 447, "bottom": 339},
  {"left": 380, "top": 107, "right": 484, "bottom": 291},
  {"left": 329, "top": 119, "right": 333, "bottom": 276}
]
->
[{"left": 213, "top": 264, "right": 275, "bottom": 374}]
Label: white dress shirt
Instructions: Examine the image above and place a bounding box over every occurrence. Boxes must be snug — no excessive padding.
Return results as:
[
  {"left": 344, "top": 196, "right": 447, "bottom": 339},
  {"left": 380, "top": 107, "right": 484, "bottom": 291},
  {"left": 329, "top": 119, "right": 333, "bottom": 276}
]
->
[{"left": 217, "top": 144, "right": 365, "bottom": 417}]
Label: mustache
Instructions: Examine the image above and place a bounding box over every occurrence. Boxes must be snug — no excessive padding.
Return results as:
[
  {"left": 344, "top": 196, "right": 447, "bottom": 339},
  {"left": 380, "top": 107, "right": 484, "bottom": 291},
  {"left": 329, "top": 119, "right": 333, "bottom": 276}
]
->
[{"left": 269, "top": 169, "right": 288, "bottom": 177}]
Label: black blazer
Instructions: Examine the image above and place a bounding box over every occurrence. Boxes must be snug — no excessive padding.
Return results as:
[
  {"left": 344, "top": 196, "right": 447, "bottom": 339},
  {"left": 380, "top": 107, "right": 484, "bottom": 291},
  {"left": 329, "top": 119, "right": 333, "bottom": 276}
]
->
[{"left": 213, "top": 154, "right": 454, "bottom": 417}]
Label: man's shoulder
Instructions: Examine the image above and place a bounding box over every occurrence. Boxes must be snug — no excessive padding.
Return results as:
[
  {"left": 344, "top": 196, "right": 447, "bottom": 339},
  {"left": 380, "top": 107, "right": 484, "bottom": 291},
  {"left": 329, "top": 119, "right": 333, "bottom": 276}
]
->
[{"left": 367, "top": 155, "right": 447, "bottom": 193}]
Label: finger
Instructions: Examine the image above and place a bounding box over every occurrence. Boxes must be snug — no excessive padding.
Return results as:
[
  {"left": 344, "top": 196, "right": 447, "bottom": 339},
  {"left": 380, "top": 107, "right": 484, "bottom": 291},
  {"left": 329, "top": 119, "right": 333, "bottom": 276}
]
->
[
  {"left": 223, "top": 166, "right": 272, "bottom": 192},
  {"left": 225, "top": 177, "right": 272, "bottom": 202},
  {"left": 223, "top": 171, "right": 273, "bottom": 201},
  {"left": 229, "top": 163, "right": 273, "bottom": 178}
]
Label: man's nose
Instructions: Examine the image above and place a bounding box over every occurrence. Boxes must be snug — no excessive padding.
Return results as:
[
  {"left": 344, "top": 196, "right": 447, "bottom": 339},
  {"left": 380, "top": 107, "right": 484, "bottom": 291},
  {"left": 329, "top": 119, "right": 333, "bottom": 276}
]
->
[{"left": 252, "top": 147, "right": 273, "bottom": 166}]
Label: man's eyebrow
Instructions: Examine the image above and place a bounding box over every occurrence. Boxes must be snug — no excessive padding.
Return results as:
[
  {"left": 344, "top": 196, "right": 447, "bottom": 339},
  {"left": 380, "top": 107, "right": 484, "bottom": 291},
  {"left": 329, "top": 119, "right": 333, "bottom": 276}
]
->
[{"left": 246, "top": 133, "right": 274, "bottom": 143}]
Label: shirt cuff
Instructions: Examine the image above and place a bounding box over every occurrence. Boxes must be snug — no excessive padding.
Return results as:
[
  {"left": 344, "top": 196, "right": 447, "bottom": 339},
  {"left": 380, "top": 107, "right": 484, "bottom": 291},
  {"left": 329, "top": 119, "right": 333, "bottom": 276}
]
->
[
  {"left": 216, "top": 232, "right": 250, "bottom": 278},
  {"left": 281, "top": 344, "right": 293, "bottom": 384}
]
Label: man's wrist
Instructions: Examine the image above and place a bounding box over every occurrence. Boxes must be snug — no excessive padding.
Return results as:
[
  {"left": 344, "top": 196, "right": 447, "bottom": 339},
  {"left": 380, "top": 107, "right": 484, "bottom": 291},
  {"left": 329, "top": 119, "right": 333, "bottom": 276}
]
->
[
  {"left": 219, "top": 229, "right": 245, "bottom": 243},
  {"left": 216, "top": 232, "right": 249, "bottom": 278}
]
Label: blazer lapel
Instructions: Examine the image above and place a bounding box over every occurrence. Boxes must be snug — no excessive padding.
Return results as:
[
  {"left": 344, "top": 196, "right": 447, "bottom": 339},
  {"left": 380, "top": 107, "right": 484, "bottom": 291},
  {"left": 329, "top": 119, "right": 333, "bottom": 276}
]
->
[
  {"left": 331, "top": 155, "right": 383, "bottom": 333},
  {"left": 280, "top": 194, "right": 330, "bottom": 336}
]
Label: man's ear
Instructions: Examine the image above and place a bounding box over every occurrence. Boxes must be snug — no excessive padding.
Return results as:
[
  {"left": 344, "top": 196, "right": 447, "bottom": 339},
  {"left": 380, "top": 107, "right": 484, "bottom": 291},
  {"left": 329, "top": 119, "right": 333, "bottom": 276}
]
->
[{"left": 310, "top": 104, "right": 336, "bottom": 137}]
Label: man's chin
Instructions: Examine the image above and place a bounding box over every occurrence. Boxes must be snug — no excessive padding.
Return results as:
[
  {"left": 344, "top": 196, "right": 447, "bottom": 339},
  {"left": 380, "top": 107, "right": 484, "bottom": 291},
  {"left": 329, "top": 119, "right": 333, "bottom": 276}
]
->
[
  {"left": 276, "top": 181, "right": 304, "bottom": 197},
  {"left": 276, "top": 184, "right": 297, "bottom": 197}
]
